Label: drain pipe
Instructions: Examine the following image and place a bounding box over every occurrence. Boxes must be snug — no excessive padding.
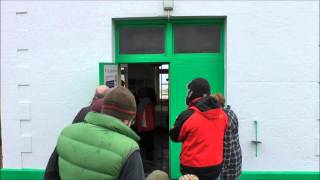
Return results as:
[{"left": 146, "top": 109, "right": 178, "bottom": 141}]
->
[{"left": 251, "top": 120, "right": 262, "bottom": 157}]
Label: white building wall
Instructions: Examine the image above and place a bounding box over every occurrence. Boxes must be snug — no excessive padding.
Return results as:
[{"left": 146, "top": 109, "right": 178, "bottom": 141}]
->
[{"left": 1, "top": 0, "right": 319, "bottom": 171}]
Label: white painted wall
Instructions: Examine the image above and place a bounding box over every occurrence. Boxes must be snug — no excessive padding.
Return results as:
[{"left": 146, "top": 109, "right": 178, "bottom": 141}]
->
[{"left": 1, "top": 0, "right": 319, "bottom": 171}]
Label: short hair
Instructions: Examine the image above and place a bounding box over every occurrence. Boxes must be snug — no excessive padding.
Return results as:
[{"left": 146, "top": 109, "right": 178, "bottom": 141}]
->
[
  {"left": 213, "top": 93, "right": 225, "bottom": 107},
  {"left": 91, "top": 85, "right": 108, "bottom": 105},
  {"left": 95, "top": 85, "right": 108, "bottom": 98}
]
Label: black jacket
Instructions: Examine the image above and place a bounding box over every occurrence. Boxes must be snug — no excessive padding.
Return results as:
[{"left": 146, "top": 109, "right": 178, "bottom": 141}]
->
[{"left": 71, "top": 106, "right": 91, "bottom": 124}]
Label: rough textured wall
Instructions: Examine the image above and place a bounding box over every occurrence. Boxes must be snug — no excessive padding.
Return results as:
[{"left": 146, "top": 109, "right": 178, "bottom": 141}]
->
[{"left": 1, "top": 0, "right": 319, "bottom": 170}]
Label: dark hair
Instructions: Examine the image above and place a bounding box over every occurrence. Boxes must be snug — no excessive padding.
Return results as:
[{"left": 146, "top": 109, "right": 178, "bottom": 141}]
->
[
  {"left": 186, "top": 78, "right": 210, "bottom": 105},
  {"left": 146, "top": 87, "right": 157, "bottom": 105}
]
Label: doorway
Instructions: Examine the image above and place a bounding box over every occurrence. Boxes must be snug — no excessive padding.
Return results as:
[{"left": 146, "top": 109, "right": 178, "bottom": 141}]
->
[
  {"left": 102, "top": 17, "right": 225, "bottom": 179},
  {"left": 121, "top": 63, "right": 169, "bottom": 175}
]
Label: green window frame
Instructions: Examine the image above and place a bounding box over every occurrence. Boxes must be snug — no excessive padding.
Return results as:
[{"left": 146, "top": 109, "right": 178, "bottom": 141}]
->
[{"left": 114, "top": 18, "right": 225, "bottom": 63}]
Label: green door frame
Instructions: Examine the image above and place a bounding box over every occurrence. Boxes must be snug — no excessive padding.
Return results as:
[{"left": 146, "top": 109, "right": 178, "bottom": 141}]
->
[{"left": 102, "top": 18, "right": 225, "bottom": 179}]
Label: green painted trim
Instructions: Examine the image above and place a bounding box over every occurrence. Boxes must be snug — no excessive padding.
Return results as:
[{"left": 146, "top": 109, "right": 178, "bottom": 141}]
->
[
  {"left": 115, "top": 23, "right": 120, "bottom": 61},
  {"left": 165, "top": 22, "right": 173, "bottom": 57},
  {"left": 1, "top": 169, "right": 319, "bottom": 180},
  {"left": 116, "top": 54, "right": 223, "bottom": 63},
  {"left": 172, "top": 53, "right": 223, "bottom": 60},
  {"left": 0, "top": 169, "right": 44, "bottom": 180},
  {"left": 117, "top": 54, "right": 170, "bottom": 63},
  {"left": 99, "top": 62, "right": 105, "bottom": 85},
  {"left": 219, "top": 22, "right": 225, "bottom": 56}
]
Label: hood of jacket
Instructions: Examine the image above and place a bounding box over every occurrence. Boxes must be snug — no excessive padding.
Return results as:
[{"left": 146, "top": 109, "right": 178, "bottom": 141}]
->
[{"left": 190, "top": 96, "right": 224, "bottom": 120}]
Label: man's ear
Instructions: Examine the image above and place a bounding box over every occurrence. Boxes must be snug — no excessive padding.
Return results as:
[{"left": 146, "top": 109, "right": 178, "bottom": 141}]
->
[{"left": 123, "top": 119, "right": 132, "bottom": 127}]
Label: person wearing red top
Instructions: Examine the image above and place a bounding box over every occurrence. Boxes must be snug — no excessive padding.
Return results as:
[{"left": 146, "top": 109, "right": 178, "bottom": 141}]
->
[
  {"left": 136, "top": 88, "right": 156, "bottom": 163},
  {"left": 169, "top": 78, "right": 228, "bottom": 180}
]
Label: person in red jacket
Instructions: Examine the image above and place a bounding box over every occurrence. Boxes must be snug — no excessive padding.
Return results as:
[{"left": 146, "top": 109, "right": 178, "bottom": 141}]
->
[
  {"left": 136, "top": 88, "right": 156, "bottom": 164},
  {"left": 169, "top": 78, "right": 228, "bottom": 180}
]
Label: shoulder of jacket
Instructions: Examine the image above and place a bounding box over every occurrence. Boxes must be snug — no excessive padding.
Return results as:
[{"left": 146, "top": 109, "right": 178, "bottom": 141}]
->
[
  {"left": 178, "top": 109, "right": 195, "bottom": 118},
  {"left": 177, "top": 109, "right": 195, "bottom": 121}
]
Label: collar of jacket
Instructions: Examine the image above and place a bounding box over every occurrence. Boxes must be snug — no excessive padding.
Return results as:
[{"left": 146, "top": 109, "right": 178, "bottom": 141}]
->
[
  {"left": 189, "top": 96, "right": 221, "bottom": 111},
  {"left": 188, "top": 97, "right": 202, "bottom": 107},
  {"left": 84, "top": 111, "right": 140, "bottom": 142}
]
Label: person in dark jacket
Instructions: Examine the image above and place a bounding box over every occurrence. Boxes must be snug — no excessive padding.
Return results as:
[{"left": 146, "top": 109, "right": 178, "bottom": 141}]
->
[
  {"left": 54, "top": 86, "right": 144, "bottom": 180},
  {"left": 213, "top": 93, "right": 242, "bottom": 180},
  {"left": 72, "top": 85, "right": 108, "bottom": 123},
  {"left": 44, "top": 85, "right": 108, "bottom": 180},
  {"left": 169, "top": 78, "right": 228, "bottom": 180}
]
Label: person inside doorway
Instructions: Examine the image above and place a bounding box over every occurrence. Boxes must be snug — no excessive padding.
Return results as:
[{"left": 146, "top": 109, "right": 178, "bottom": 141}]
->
[{"left": 136, "top": 87, "right": 156, "bottom": 169}]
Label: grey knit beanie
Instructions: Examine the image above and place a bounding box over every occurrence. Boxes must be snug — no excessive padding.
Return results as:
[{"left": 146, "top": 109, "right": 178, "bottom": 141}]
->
[{"left": 102, "top": 86, "right": 136, "bottom": 121}]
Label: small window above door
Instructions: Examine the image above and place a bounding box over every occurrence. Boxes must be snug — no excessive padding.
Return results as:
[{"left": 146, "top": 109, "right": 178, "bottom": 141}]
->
[
  {"left": 119, "top": 26, "right": 165, "bottom": 54},
  {"left": 174, "top": 25, "right": 220, "bottom": 53}
]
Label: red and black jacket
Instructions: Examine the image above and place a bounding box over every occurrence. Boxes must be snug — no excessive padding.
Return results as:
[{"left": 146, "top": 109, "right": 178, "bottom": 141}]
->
[{"left": 169, "top": 96, "right": 228, "bottom": 179}]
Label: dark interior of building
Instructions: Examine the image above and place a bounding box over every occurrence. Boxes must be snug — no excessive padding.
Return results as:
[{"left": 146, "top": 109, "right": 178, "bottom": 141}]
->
[{"left": 121, "top": 63, "right": 169, "bottom": 175}]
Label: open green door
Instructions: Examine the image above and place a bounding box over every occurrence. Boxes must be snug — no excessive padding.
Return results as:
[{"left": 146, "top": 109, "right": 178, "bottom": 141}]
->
[{"left": 169, "top": 60, "right": 224, "bottom": 179}]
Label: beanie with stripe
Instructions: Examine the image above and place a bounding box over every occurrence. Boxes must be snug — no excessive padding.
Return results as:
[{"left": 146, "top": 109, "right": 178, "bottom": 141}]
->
[{"left": 102, "top": 86, "right": 136, "bottom": 121}]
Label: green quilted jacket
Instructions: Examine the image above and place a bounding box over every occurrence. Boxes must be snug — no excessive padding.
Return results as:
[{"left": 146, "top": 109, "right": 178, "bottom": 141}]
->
[{"left": 56, "top": 112, "right": 140, "bottom": 180}]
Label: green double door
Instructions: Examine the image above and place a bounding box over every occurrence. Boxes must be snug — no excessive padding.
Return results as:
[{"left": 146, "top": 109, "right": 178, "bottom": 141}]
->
[
  {"left": 99, "top": 60, "right": 224, "bottom": 178},
  {"left": 169, "top": 60, "right": 224, "bottom": 178}
]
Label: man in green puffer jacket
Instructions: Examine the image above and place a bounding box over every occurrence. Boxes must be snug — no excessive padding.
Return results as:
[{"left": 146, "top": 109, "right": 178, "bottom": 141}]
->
[{"left": 55, "top": 86, "right": 144, "bottom": 180}]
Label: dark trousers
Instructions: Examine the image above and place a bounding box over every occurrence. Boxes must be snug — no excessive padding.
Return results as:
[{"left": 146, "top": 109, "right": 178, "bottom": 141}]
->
[
  {"left": 139, "top": 131, "right": 154, "bottom": 161},
  {"left": 180, "top": 164, "right": 222, "bottom": 180}
]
